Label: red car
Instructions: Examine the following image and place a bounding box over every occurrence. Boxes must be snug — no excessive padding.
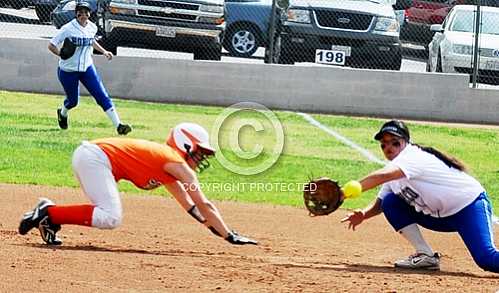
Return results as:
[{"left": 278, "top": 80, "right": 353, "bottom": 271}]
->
[{"left": 400, "top": 0, "right": 498, "bottom": 46}]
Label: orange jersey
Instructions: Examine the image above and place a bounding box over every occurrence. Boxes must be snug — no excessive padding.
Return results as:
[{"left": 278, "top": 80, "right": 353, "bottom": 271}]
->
[{"left": 92, "top": 138, "right": 185, "bottom": 190}]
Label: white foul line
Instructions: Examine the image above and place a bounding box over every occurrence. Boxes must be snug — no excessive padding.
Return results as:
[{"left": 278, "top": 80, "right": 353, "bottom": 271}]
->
[
  {"left": 298, "top": 112, "right": 499, "bottom": 224},
  {"left": 298, "top": 112, "right": 386, "bottom": 166}
]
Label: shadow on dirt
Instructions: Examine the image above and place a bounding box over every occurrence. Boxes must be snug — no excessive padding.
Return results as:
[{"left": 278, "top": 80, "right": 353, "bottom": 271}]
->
[
  {"left": 26, "top": 243, "right": 231, "bottom": 258},
  {"left": 273, "top": 262, "right": 498, "bottom": 279},
  {"left": 24, "top": 243, "right": 498, "bottom": 279}
]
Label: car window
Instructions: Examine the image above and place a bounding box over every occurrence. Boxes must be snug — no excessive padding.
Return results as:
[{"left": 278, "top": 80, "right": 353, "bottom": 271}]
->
[
  {"left": 481, "top": 11, "right": 499, "bottom": 34},
  {"left": 450, "top": 10, "right": 499, "bottom": 34}
]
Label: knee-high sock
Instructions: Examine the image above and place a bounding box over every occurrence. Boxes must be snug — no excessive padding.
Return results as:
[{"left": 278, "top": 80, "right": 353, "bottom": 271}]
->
[
  {"left": 399, "top": 223, "right": 434, "bottom": 256},
  {"left": 105, "top": 107, "right": 121, "bottom": 128},
  {"left": 48, "top": 205, "right": 94, "bottom": 226},
  {"left": 60, "top": 105, "right": 69, "bottom": 116}
]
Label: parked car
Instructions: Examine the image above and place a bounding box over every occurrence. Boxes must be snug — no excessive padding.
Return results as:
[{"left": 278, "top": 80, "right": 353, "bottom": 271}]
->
[
  {"left": 277, "top": 0, "right": 412, "bottom": 70},
  {"left": 224, "top": 0, "right": 282, "bottom": 58},
  {"left": 51, "top": 0, "right": 225, "bottom": 60},
  {"left": 400, "top": 0, "right": 498, "bottom": 47},
  {"left": 427, "top": 5, "right": 499, "bottom": 84},
  {"left": 34, "top": 0, "right": 59, "bottom": 23}
]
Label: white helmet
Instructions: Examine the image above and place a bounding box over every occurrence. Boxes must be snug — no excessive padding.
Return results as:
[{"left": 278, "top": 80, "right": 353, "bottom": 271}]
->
[{"left": 167, "top": 123, "right": 215, "bottom": 171}]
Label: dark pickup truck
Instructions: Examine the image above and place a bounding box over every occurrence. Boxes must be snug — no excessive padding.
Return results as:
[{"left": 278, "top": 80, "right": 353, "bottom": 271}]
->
[
  {"left": 98, "top": 0, "right": 225, "bottom": 60},
  {"left": 277, "top": 0, "right": 412, "bottom": 70}
]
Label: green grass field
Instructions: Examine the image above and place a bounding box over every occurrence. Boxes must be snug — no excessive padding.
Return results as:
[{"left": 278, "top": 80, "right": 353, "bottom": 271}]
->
[{"left": 1, "top": 90, "right": 498, "bottom": 211}]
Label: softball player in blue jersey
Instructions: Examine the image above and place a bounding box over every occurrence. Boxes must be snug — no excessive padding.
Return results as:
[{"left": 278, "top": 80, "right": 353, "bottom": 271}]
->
[
  {"left": 341, "top": 120, "right": 499, "bottom": 273},
  {"left": 48, "top": 1, "right": 131, "bottom": 135}
]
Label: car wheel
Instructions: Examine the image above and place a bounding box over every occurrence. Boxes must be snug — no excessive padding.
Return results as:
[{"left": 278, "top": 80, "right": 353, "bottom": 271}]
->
[
  {"left": 35, "top": 5, "right": 51, "bottom": 23},
  {"left": 436, "top": 50, "right": 443, "bottom": 72},
  {"left": 224, "top": 25, "right": 260, "bottom": 58}
]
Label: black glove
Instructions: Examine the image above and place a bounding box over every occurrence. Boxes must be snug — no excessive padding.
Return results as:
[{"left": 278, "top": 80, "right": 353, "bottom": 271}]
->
[
  {"left": 59, "top": 38, "right": 76, "bottom": 60},
  {"left": 225, "top": 230, "right": 258, "bottom": 245}
]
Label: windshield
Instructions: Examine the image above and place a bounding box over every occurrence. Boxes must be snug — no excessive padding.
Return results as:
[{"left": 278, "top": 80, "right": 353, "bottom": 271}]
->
[{"left": 450, "top": 10, "right": 499, "bottom": 35}]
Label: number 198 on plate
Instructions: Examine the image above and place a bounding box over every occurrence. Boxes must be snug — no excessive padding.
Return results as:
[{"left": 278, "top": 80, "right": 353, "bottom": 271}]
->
[{"left": 315, "top": 49, "right": 346, "bottom": 66}]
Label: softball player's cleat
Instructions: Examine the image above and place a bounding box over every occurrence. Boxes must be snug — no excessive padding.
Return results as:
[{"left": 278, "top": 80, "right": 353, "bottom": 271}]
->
[
  {"left": 18, "top": 198, "right": 55, "bottom": 235},
  {"left": 57, "top": 108, "right": 68, "bottom": 130},
  {"left": 394, "top": 252, "right": 440, "bottom": 270},
  {"left": 38, "top": 216, "right": 62, "bottom": 245},
  {"left": 117, "top": 123, "right": 132, "bottom": 135}
]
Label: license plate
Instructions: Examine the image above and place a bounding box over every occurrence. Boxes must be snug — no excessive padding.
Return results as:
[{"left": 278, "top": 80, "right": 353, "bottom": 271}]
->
[
  {"left": 315, "top": 49, "right": 346, "bottom": 66},
  {"left": 156, "top": 27, "right": 176, "bottom": 38},
  {"left": 331, "top": 45, "right": 351, "bottom": 57},
  {"left": 485, "top": 60, "right": 499, "bottom": 70}
]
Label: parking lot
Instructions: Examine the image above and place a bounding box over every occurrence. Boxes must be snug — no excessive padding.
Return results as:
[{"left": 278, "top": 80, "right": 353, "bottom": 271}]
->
[{"left": 0, "top": 6, "right": 497, "bottom": 89}]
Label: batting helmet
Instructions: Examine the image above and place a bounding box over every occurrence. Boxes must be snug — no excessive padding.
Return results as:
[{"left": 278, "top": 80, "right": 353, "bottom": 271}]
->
[{"left": 167, "top": 123, "right": 215, "bottom": 171}]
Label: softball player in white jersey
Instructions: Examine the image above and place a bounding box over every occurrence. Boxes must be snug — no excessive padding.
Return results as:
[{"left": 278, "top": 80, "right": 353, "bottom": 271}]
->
[
  {"left": 48, "top": 1, "right": 131, "bottom": 135},
  {"left": 341, "top": 120, "right": 499, "bottom": 273}
]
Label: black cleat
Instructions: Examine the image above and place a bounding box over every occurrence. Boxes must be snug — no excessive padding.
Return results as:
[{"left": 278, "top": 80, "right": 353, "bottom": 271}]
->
[
  {"left": 19, "top": 198, "right": 55, "bottom": 235},
  {"left": 117, "top": 123, "right": 132, "bottom": 135},
  {"left": 57, "top": 108, "right": 68, "bottom": 130},
  {"left": 39, "top": 216, "right": 62, "bottom": 245}
]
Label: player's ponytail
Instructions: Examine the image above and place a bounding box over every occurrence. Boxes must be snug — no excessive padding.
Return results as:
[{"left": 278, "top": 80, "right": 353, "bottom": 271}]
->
[{"left": 412, "top": 144, "right": 467, "bottom": 172}]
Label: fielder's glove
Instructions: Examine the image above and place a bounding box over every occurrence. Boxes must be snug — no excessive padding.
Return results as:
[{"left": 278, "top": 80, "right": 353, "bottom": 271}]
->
[
  {"left": 59, "top": 38, "right": 77, "bottom": 60},
  {"left": 303, "top": 177, "right": 344, "bottom": 216}
]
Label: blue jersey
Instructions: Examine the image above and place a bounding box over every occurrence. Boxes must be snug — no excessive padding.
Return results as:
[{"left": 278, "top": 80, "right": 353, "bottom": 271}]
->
[{"left": 50, "top": 19, "right": 97, "bottom": 72}]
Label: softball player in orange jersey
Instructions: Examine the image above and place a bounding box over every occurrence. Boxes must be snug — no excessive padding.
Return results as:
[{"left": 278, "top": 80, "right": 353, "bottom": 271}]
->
[{"left": 19, "top": 122, "right": 257, "bottom": 246}]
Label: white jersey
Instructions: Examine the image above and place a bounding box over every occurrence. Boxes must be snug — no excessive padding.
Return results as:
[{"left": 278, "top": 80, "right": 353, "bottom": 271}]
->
[
  {"left": 378, "top": 144, "right": 484, "bottom": 218},
  {"left": 50, "top": 19, "right": 97, "bottom": 72}
]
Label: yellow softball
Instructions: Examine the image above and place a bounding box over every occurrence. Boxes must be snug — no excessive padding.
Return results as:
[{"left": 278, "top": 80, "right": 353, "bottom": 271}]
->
[{"left": 342, "top": 180, "right": 362, "bottom": 199}]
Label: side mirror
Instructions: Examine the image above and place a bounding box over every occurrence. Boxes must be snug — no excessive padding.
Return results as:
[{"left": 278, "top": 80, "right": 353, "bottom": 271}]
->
[
  {"left": 430, "top": 24, "right": 443, "bottom": 32},
  {"left": 393, "top": 0, "right": 412, "bottom": 10}
]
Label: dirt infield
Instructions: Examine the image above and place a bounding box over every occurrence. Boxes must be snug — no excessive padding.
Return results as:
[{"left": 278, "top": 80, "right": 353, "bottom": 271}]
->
[{"left": 1, "top": 184, "right": 499, "bottom": 292}]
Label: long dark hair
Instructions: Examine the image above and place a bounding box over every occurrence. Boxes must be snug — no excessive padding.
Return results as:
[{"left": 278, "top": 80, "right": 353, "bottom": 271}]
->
[{"left": 412, "top": 143, "right": 467, "bottom": 172}]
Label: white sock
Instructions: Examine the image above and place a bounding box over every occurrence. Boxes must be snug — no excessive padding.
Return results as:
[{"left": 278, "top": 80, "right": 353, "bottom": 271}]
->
[
  {"left": 105, "top": 107, "right": 121, "bottom": 128},
  {"left": 399, "top": 224, "right": 433, "bottom": 256},
  {"left": 60, "top": 105, "right": 69, "bottom": 117}
]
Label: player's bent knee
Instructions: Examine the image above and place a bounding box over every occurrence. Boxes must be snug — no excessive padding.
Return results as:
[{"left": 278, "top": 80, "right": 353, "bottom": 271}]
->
[
  {"left": 99, "top": 215, "right": 122, "bottom": 229},
  {"left": 93, "top": 208, "right": 123, "bottom": 229},
  {"left": 474, "top": 252, "right": 499, "bottom": 273}
]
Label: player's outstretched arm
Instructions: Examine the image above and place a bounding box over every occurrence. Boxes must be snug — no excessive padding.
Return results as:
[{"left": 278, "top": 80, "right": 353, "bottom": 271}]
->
[{"left": 165, "top": 162, "right": 257, "bottom": 245}]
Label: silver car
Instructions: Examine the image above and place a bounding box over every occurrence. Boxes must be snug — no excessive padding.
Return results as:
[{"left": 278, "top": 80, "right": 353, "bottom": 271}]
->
[{"left": 427, "top": 5, "right": 499, "bottom": 83}]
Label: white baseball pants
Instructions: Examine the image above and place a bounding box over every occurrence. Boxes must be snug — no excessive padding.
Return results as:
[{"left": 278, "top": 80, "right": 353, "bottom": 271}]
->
[{"left": 72, "top": 141, "right": 123, "bottom": 229}]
